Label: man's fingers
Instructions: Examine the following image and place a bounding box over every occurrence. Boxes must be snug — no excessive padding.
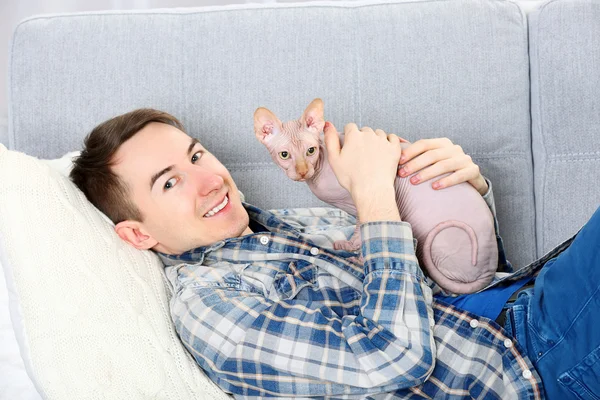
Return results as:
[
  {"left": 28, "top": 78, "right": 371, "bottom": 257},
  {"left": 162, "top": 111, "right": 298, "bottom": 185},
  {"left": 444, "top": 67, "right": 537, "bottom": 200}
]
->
[
  {"left": 393, "top": 136, "right": 484, "bottom": 191},
  {"left": 431, "top": 163, "right": 482, "bottom": 191},
  {"left": 386, "top": 133, "right": 399, "bottom": 143},
  {"left": 361, "top": 126, "right": 376, "bottom": 135},
  {"left": 404, "top": 158, "right": 455, "bottom": 182},
  {"left": 385, "top": 132, "right": 411, "bottom": 143},
  {"left": 401, "top": 162, "right": 479, "bottom": 190},
  {"left": 400, "top": 138, "right": 453, "bottom": 163},
  {"left": 400, "top": 147, "right": 450, "bottom": 175},
  {"left": 323, "top": 121, "right": 341, "bottom": 164},
  {"left": 432, "top": 169, "right": 470, "bottom": 190},
  {"left": 375, "top": 129, "right": 387, "bottom": 138},
  {"left": 344, "top": 123, "right": 358, "bottom": 136}
]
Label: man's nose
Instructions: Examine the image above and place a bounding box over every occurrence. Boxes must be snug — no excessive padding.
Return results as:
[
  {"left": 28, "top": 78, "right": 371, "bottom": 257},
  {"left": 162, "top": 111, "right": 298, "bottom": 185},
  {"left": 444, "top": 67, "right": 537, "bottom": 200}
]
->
[{"left": 189, "top": 167, "right": 224, "bottom": 196}]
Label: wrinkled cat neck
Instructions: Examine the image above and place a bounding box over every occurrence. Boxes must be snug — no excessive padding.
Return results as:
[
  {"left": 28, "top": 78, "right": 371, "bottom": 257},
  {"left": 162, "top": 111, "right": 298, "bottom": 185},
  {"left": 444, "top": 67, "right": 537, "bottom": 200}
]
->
[{"left": 306, "top": 138, "right": 327, "bottom": 182}]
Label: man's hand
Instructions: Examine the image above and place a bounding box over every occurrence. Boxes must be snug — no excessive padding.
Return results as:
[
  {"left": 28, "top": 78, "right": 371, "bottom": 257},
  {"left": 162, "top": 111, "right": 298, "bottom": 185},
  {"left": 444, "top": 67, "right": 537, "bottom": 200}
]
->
[
  {"left": 397, "top": 138, "right": 488, "bottom": 195},
  {"left": 324, "top": 122, "right": 401, "bottom": 223}
]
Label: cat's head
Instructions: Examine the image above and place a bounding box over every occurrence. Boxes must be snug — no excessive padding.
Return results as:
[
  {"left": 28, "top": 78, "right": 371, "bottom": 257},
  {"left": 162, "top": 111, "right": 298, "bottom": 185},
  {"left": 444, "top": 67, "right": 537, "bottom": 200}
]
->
[{"left": 254, "top": 98, "right": 324, "bottom": 182}]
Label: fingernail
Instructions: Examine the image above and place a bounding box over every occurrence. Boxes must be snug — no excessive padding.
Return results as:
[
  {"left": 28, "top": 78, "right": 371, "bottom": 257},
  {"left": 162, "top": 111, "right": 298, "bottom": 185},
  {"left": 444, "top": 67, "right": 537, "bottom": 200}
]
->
[
  {"left": 399, "top": 155, "right": 406, "bottom": 163},
  {"left": 399, "top": 167, "right": 408, "bottom": 177},
  {"left": 410, "top": 175, "right": 420, "bottom": 184},
  {"left": 432, "top": 182, "right": 441, "bottom": 189},
  {"left": 324, "top": 122, "right": 330, "bottom": 130}
]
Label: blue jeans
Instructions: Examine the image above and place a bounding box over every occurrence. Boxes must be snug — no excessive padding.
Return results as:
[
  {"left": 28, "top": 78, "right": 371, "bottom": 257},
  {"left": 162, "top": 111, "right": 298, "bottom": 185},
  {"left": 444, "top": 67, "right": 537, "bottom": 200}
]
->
[{"left": 504, "top": 205, "right": 600, "bottom": 400}]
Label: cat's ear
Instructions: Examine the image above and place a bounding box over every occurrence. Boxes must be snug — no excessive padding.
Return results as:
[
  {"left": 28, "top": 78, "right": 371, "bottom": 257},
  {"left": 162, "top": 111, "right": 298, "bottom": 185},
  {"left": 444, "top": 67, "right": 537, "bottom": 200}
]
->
[
  {"left": 301, "top": 98, "right": 325, "bottom": 134},
  {"left": 254, "top": 107, "right": 283, "bottom": 143}
]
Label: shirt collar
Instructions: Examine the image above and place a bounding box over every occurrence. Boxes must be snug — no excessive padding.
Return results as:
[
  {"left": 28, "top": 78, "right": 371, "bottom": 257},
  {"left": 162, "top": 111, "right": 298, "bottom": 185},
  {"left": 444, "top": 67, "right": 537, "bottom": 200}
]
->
[{"left": 156, "top": 202, "right": 302, "bottom": 266}]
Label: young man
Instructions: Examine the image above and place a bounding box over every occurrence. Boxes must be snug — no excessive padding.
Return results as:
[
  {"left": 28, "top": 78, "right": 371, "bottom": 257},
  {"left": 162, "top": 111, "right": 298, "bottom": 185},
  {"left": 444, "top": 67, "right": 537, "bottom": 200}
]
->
[{"left": 71, "top": 109, "right": 600, "bottom": 399}]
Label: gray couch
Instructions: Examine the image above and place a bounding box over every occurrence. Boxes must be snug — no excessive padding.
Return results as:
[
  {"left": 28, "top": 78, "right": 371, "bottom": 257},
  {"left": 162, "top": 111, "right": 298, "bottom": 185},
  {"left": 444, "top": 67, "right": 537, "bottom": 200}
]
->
[{"left": 5, "top": 0, "right": 599, "bottom": 272}]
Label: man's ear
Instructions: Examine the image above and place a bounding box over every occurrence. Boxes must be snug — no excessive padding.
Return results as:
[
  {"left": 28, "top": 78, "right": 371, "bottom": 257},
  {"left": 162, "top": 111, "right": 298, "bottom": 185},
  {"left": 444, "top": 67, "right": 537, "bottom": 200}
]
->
[
  {"left": 115, "top": 220, "right": 158, "bottom": 250},
  {"left": 254, "top": 107, "right": 283, "bottom": 143},
  {"left": 301, "top": 98, "right": 325, "bottom": 135}
]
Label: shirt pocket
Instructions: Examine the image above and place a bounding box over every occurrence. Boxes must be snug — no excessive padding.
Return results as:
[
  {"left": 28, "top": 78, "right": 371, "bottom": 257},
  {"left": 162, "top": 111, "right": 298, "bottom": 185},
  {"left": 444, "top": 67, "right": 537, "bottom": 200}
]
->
[
  {"left": 273, "top": 261, "right": 318, "bottom": 300},
  {"left": 177, "top": 263, "right": 245, "bottom": 292},
  {"left": 238, "top": 272, "right": 267, "bottom": 296},
  {"left": 558, "top": 344, "right": 600, "bottom": 400}
]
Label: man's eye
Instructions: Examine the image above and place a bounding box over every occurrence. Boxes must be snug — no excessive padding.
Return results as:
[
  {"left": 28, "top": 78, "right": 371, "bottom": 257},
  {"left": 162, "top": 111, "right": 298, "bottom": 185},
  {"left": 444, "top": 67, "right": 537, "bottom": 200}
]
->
[
  {"left": 279, "top": 151, "right": 290, "bottom": 160},
  {"left": 306, "top": 147, "right": 316, "bottom": 156},
  {"left": 164, "top": 178, "right": 177, "bottom": 190},
  {"left": 191, "top": 151, "right": 203, "bottom": 163}
]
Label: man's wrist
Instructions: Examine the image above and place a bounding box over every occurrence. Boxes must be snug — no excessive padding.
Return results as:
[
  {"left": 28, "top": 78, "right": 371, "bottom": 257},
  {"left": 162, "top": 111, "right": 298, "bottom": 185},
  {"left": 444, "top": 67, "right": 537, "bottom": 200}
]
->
[{"left": 353, "top": 186, "right": 401, "bottom": 222}]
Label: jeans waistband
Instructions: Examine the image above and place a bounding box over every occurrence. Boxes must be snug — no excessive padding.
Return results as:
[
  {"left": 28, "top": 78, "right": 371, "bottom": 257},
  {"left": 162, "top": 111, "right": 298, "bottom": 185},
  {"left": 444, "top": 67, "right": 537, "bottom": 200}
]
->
[{"left": 495, "top": 280, "right": 535, "bottom": 326}]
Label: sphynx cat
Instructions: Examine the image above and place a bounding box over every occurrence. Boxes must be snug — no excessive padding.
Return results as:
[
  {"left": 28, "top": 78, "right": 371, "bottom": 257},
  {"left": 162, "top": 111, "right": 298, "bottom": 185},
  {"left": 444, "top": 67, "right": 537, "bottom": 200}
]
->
[{"left": 253, "top": 98, "right": 498, "bottom": 294}]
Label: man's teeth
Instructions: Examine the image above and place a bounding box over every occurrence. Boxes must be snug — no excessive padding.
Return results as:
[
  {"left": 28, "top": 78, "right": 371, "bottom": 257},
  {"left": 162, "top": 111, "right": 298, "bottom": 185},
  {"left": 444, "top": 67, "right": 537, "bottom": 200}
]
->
[{"left": 204, "top": 195, "right": 228, "bottom": 217}]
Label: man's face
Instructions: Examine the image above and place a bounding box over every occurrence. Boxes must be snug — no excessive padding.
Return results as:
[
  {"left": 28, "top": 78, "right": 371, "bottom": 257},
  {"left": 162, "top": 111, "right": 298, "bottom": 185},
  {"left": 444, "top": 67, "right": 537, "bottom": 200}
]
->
[{"left": 113, "top": 122, "right": 252, "bottom": 254}]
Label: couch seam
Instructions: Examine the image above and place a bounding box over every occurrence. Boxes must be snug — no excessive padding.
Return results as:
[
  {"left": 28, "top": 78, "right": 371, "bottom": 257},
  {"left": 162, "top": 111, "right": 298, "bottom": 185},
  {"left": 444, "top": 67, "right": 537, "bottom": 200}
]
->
[
  {"left": 547, "top": 158, "right": 600, "bottom": 163},
  {"left": 355, "top": 7, "right": 361, "bottom": 128},
  {"left": 530, "top": 0, "right": 547, "bottom": 258},
  {"left": 549, "top": 152, "right": 600, "bottom": 157},
  {"left": 522, "top": 0, "right": 538, "bottom": 264},
  {"left": 538, "top": 8, "right": 546, "bottom": 260},
  {"left": 224, "top": 154, "right": 531, "bottom": 170}
]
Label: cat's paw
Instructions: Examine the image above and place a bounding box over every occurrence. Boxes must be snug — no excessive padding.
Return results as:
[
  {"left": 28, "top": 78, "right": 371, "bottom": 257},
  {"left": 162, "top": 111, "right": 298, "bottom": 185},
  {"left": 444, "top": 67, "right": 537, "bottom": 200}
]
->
[
  {"left": 348, "top": 255, "right": 365, "bottom": 265},
  {"left": 333, "top": 239, "right": 361, "bottom": 252}
]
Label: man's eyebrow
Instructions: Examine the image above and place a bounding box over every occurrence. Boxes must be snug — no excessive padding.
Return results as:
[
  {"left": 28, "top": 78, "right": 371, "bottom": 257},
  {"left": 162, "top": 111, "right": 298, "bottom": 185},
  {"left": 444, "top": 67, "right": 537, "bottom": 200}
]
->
[
  {"left": 188, "top": 137, "right": 201, "bottom": 156},
  {"left": 150, "top": 166, "right": 173, "bottom": 190},
  {"left": 149, "top": 138, "right": 202, "bottom": 190}
]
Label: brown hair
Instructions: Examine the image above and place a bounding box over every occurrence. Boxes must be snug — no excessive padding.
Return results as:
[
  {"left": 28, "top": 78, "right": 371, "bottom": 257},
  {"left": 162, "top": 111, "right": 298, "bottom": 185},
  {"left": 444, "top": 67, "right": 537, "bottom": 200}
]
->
[{"left": 70, "top": 108, "right": 185, "bottom": 224}]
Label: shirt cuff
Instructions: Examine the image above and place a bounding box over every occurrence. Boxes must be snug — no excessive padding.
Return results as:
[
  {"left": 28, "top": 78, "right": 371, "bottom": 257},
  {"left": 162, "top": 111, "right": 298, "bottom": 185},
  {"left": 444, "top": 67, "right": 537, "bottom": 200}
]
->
[
  {"left": 359, "top": 221, "right": 422, "bottom": 276},
  {"left": 481, "top": 175, "right": 497, "bottom": 218}
]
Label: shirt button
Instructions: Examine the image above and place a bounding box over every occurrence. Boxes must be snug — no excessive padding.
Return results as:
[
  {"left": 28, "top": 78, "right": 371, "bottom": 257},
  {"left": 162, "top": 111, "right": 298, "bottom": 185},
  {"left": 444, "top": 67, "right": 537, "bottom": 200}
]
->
[
  {"left": 522, "top": 369, "right": 532, "bottom": 379},
  {"left": 259, "top": 236, "right": 269, "bottom": 245},
  {"left": 469, "top": 319, "right": 479, "bottom": 328},
  {"left": 310, "top": 247, "right": 319, "bottom": 256},
  {"left": 504, "top": 339, "right": 513, "bottom": 348}
]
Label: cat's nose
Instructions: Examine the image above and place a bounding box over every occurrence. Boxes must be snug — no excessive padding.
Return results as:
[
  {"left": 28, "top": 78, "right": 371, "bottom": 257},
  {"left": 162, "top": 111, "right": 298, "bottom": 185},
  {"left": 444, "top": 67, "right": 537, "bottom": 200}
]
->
[{"left": 296, "top": 162, "right": 308, "bottom": 177}]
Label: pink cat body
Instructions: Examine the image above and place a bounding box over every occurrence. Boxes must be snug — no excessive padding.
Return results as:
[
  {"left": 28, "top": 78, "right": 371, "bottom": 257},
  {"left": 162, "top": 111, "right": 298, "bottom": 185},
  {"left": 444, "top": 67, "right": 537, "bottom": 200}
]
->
[{"left": 254, "top": 99, "right": 498, "bottom": 294}]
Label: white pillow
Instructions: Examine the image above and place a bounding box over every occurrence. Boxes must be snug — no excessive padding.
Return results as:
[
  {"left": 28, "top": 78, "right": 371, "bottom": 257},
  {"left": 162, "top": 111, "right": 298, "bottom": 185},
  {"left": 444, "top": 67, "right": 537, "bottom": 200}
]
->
[
  {"left": 0, "top": 256, "right": 41, "bottom": 400},
  {"left": 0, "top": 144, "right": 232, "bottom": 400},
  {"left": 40, "top": 151, "right": 81, "bottom": 176}
]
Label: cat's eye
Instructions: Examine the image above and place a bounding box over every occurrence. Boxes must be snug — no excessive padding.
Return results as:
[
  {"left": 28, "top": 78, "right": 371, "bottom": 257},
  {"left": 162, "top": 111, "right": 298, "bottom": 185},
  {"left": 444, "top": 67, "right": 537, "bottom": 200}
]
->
[
  {"left": 306, "top": 147, "right": 316, "bottom": 156},
  {"left": 279, "top": 151, "right": 290, "bottom": 160}
]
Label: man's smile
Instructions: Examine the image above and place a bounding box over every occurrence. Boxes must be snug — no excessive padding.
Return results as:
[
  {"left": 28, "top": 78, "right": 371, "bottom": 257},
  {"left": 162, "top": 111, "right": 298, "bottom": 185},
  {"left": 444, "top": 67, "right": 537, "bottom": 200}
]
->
[{"left": 203, "top": 193, "right": 230, "bottom": 218}]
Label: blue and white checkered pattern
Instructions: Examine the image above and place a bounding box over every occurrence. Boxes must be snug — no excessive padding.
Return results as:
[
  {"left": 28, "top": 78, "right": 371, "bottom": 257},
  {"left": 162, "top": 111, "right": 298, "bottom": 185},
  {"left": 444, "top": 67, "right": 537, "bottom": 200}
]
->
[{"left": 159, "top": 196, "right": 543, "bottom": 399}]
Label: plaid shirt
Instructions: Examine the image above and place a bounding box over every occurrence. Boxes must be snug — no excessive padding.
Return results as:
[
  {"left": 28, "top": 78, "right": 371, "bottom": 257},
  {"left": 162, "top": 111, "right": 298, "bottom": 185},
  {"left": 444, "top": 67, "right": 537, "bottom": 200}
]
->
[{"left": 159, "top": 181, "right": 545, "bottom": 399}]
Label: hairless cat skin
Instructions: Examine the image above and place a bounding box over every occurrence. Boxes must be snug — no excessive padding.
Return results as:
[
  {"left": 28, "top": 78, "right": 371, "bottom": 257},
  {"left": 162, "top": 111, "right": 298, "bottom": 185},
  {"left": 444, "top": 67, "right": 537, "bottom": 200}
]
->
[{"left": 254, "top": 98, "right": 498, "bottom": 294}]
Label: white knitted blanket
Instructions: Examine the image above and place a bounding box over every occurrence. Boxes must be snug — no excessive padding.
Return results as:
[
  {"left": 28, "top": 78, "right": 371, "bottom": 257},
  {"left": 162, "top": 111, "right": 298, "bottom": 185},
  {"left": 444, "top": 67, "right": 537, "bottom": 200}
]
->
[{"left": 0, "top": 144, "right": 231, "bottom": 399}]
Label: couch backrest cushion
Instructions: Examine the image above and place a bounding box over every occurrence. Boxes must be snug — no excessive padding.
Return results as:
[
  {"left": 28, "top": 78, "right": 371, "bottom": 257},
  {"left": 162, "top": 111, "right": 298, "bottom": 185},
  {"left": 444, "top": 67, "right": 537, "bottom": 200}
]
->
[
  {"left": 8, "top": 0, "right": 535, "bottom": 267},
  {"left": 529, "top": 0, "right": 600, "bottom": 256}
]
